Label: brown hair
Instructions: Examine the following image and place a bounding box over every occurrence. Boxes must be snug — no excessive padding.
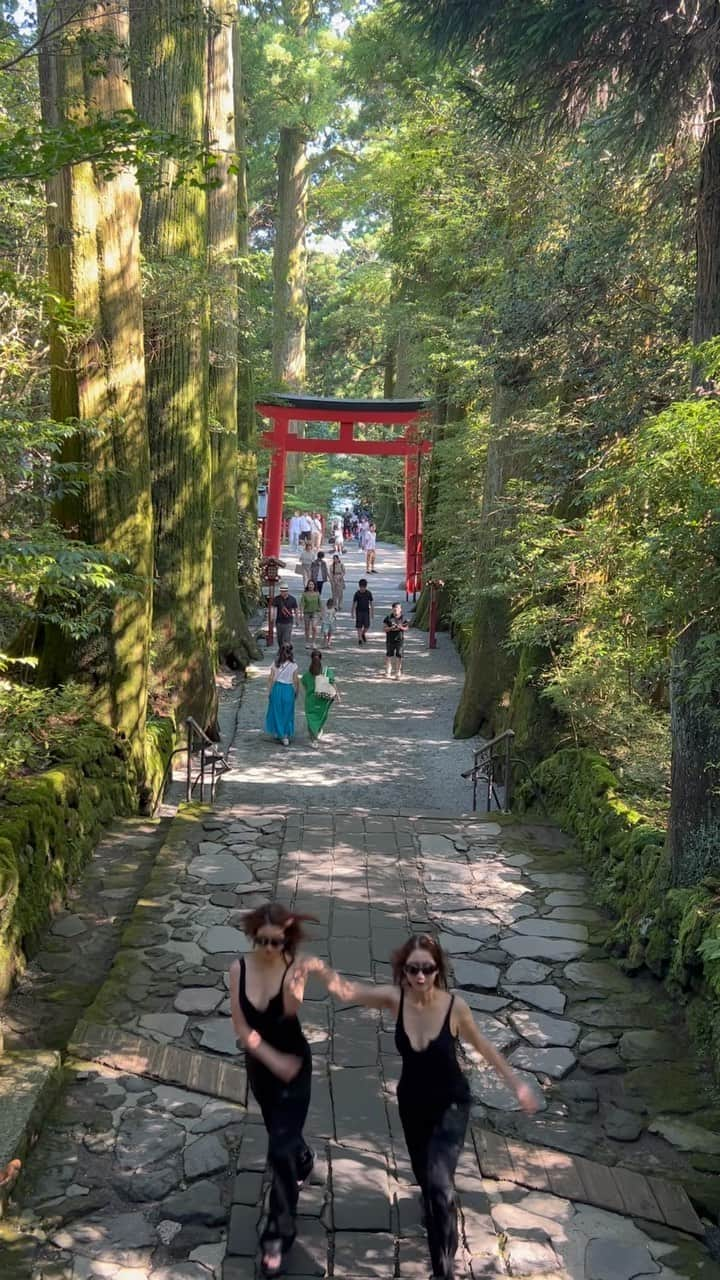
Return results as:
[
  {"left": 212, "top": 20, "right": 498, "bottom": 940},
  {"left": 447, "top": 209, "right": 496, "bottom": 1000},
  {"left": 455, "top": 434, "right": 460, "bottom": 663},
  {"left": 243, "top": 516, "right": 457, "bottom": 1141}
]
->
[
  {"left": 309, "top": 649, "right": 323, "bottom": 676},
  {"left": 391, "top": 933, "right": 449, "bottom": 988},
  {"left": 242, "top": 901, "right": 318, "bottom": 957}
]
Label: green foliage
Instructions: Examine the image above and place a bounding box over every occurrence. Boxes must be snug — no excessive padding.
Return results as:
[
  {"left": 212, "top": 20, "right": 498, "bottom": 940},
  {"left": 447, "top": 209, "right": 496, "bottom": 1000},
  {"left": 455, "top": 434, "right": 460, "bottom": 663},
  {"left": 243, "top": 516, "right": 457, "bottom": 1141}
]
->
[{"left": 0, "top": 681, "right": 87, "bottom": 789}]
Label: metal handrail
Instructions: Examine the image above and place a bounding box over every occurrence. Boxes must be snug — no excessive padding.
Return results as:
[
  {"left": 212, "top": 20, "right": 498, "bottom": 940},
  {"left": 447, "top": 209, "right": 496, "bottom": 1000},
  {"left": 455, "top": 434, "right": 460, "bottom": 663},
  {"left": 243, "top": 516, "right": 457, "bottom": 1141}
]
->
[
  {"left": 185, "top": 717, "right": 225, "bottom": 804},
  {"left": 461, "top": 730, "right": 515, "bottom": 813},
  {"left": 461, "top": 732, "right": 549, "bottom": 816}
]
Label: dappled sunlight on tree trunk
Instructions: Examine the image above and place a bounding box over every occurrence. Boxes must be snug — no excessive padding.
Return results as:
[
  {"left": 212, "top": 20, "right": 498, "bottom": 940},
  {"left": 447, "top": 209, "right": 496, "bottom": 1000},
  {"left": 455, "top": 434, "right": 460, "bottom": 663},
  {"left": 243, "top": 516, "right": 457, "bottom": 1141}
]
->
[
  {"left": 36, "top": 0, "right": 153, "bottom": 770},
  {"left": 207, "top": 0, "right": 259, "bottom": 669},
  {"left": 130, "top": 0, "right": 217, "bottom": 731}
]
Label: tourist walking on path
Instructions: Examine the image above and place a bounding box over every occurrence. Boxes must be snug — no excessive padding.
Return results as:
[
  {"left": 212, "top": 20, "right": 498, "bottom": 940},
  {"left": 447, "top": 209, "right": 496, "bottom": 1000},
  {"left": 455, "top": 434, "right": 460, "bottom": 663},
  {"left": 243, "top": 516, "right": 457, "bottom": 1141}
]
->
[
  {"left": 358, "top": 515, "right": 369, "bottom": 548},
  {"left": 383, "top": 601, "right": 408, "bottom": 679},
  {"left": 229, "top": 904, "right": 319, "bottom": 1277},
  {"left": 352, "top": 577, "right": 374, "bottom": 644},
  {"left": 288, "top": 511, "right": 301, "bottom": 552},
  {"left": 274, "top": 583, "right": 298, "bottom": 651},
  {"left": 310, "top": 549, "right": 329, "bottom": 597},
  {"left": 310, "top": 513, "right": 322, "bottom": 551},
  {"left": 265, "top": 644, "right": 299, "bottom": 747},
  {"left": 322, "top": 935, "right": 538, "bottom": 1280},
  {"left": 298, "top": 541, "right": 315, "bottom": 588},
  {"left": 331, "top": 517, "right": 344, "bottom": 555},
  {"left": 364, "top": 522, "right": 377, "bottom": 573},
  {"left": 301, "top": 648, "right": 338, "bottom": 746},
  {"left": 301, "top": 579, "right": 321, "bottom": 646},
  {"left": 298, "top": 512, "right": 312, "bottom": 546},
  {"left": 328, "top": 553, "right": 346, "bottom": 609},
  {"left": 321, "top": 596, "right": 337, "bottom": 648}
]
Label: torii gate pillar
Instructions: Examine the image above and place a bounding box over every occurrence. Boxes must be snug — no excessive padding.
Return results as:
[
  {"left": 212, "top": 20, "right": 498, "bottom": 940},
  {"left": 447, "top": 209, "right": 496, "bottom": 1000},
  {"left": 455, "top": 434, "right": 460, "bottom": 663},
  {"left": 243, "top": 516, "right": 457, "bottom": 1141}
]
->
[
  {"left": 264, "top": 416, "right": 288, "bottom": 563},
  {"left": 404, "top": 428, "right": 423, "bottom": 598}
]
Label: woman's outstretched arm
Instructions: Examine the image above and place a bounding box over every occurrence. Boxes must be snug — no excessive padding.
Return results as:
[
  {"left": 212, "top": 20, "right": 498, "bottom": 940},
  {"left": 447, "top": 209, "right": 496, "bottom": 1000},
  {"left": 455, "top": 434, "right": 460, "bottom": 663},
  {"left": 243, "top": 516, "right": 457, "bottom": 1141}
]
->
[
  {"left": 313, "top": 961, "right": 399, "bottom": 1012},
  {"left": 228, "top": 959, "right": 302, "bottom": 1083},
  {"left": 454, "top": 996, "right": 539, "bottom": 1113}
]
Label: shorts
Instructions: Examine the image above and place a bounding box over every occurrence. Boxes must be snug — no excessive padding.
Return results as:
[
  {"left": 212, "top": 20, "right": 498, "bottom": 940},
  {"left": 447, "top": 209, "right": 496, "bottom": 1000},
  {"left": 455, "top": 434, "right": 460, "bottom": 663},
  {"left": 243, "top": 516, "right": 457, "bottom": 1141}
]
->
[
  {"left": 386, "top": 632, "right": 403, "bottom": 658},
  {"left": 355, "top": 613, "right": 370, "bottom": 630}
]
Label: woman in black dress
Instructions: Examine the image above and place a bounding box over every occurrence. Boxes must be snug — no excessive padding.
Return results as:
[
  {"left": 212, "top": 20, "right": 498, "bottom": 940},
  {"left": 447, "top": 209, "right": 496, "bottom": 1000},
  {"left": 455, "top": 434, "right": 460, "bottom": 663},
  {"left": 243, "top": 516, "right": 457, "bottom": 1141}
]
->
[
  {"left": 228, "top": 903, "right": 320, "bottom": 1277},
  {"left": 325, "top": 933, "right": 538, "bottom": 1280}
]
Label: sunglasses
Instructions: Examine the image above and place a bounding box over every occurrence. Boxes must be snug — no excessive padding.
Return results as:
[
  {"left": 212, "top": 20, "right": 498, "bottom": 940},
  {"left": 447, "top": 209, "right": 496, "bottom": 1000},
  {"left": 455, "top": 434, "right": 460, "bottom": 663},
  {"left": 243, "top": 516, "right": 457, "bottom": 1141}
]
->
[
  {"left": 254, "top": 934, "right": 285, "bottom": 949},
  {"left": 404, "top": 963, "right": 438, "bottom": 977}
]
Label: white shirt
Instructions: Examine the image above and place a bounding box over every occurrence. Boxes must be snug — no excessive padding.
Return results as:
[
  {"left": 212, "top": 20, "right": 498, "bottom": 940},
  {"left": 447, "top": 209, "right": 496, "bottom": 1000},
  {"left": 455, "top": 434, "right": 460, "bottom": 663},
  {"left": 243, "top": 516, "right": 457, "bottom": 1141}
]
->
[
  {"left": 364, "top": 530, "right": 376, "bottom": 550},
  {"left": 289, "top": 515, "right": 300, "bottom": 534},
  {"left": 272, "top": 661, "right": 297, "bottom": 685},
  {"left": 299, "top": 515, "right": 311, "bottom": 532}
]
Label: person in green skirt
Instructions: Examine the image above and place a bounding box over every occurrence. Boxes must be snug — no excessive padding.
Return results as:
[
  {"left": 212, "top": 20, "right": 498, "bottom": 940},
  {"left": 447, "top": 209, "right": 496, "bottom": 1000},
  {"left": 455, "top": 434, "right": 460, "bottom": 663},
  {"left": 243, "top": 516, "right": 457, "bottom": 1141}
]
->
[{"left": 300, "top": 649, "right": 339, "bottom": 748}]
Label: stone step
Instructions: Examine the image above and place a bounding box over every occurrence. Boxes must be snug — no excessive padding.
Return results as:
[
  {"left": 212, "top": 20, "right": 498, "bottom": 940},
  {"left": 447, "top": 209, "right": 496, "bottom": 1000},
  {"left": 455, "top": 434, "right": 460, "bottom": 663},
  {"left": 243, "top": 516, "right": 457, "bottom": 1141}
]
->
[
  {"left": 473, "top": 1126, "right": 704, "bottom": 1237},
  {"left": 0, "top": 1050, "right": 62, "bottom": 1215},
  {"left": 69, "top": 1020, "right": 247, "bottom": 1105}
]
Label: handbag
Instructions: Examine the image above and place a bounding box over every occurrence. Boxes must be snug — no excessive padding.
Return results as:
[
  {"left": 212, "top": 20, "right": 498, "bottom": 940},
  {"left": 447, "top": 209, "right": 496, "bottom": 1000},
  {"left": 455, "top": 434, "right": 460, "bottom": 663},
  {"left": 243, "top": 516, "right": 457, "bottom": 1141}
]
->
[
  {"left": 294, "top": 562, "right": 303, "bottom": 574},
  {"left": 314, "top": 672, "right": 336, "bottom": 700}
]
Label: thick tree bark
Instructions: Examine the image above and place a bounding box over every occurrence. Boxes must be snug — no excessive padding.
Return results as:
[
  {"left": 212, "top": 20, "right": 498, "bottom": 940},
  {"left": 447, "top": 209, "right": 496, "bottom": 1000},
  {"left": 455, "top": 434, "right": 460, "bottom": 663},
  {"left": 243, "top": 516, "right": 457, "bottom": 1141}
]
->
[
  {"left": 453, "top": 368, "right": 532, "bottom": 738},
  {"left": 668, "top": 631, "right": 720, "bottom": 886},
  {"left": 234, "top": 21, "right": 261, "bottom": 621},
  {"left": 130, "top": 0, "right": 217, "bottom": 730},
  {"left": 207, "top": 0, "right": 258, "bottom": 668},
  {"left": 36, "top": 0, "right": 153, "bottom": 770},
  {"left": 272, "top": 124, "right": 308, "bottom": 485},
  {"left": 666, "top": 72, "right": 720, "bottom": 885},
  {"left": 692, "top": 67, "right": 720, "bottom": 355}
]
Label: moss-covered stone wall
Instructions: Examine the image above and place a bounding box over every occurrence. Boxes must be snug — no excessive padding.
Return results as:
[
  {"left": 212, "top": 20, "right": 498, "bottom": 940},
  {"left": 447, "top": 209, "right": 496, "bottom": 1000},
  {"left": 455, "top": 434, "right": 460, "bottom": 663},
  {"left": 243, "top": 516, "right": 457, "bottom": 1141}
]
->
[
  {"left": 0, "top": 718, "right": 174, "bottom": 998},
  {"left": 516, "top": 746, "right": 720, "bottom": 1076}
]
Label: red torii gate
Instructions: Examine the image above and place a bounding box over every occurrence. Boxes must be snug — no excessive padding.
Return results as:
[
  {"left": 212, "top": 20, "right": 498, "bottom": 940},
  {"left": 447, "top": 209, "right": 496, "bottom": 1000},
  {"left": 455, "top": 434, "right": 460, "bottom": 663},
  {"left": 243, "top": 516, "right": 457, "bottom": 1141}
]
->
[{"left": 256, "top": 395, "right": 432, "bottom": 595}]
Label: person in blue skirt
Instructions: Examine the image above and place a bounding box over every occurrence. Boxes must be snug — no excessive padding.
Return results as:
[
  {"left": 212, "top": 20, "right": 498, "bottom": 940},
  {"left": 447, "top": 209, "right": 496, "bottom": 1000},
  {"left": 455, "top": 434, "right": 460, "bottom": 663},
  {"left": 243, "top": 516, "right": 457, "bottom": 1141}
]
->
[{"left": 265, "top": 643, "right": 299, "bottom": 747}]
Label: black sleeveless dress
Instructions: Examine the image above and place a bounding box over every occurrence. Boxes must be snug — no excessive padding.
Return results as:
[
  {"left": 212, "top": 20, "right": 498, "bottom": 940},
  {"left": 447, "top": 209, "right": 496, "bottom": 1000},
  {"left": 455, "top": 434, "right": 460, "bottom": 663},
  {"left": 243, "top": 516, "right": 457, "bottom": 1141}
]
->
[
  {"left": 395, "top": 990, "right": 471, "bottom": 1118},
  {"left": 239, "top": 955, "right": 310, "bottom": 1066}
]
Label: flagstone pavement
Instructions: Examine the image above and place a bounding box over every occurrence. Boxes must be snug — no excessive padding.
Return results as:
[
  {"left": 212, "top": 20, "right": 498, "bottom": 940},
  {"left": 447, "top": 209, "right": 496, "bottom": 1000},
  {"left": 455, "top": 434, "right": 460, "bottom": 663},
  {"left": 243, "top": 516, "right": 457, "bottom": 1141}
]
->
[{"left": 4, "top": 804, "right": 716, "bottom": 1279}]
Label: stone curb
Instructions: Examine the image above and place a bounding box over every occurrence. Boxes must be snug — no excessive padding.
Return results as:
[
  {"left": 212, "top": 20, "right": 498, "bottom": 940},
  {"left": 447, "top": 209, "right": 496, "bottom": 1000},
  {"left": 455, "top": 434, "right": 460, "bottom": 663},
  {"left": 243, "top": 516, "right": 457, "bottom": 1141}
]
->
[{"left": 0, "top": 1049, "right": 63, "bottom": 1216}]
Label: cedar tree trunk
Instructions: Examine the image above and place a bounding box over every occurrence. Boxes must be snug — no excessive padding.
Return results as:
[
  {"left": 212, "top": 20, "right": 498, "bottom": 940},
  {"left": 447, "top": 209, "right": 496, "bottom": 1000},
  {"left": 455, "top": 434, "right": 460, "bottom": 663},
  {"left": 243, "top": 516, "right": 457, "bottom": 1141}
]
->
[
  {"left": 36, "top": 0, "right": 153, "bottom": 770},
  {"left": 207, "top": 0, "right": 258, "bottom": 667},
  {"left": 130, "top": 0, "right": 217, "bottom": 730}
]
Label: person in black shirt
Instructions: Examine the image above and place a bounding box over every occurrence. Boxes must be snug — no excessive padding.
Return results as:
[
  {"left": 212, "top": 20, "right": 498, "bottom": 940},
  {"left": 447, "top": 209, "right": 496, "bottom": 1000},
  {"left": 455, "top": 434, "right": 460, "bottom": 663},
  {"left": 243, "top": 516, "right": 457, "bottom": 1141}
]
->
[
  {"left": 274, "top": 584, "right": 298, "bottom": 650},
  {"left": 351, "top": 578, "right": 374, "bottom": 644},
  {"left": 383, "top": 601, "right": 408, "bottom": 678}
]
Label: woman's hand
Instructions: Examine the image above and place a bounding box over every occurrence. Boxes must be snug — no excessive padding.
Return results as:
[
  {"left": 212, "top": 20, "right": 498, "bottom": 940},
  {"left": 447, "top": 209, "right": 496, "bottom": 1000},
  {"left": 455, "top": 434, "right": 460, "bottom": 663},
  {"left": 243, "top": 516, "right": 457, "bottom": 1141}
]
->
[
  {"left": 515, "top": 1081, "right": 540, "bottom": 1115},
  {"left": 326, "top": 970, "right": 356, "bottom": 1001}
]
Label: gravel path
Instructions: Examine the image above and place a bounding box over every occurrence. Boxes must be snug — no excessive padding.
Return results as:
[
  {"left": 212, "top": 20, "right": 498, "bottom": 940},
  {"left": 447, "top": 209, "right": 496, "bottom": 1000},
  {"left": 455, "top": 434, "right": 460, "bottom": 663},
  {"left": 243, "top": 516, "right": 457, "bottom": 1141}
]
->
[{"left": 220, "top": 540, "right": 480, "bottom": 814}]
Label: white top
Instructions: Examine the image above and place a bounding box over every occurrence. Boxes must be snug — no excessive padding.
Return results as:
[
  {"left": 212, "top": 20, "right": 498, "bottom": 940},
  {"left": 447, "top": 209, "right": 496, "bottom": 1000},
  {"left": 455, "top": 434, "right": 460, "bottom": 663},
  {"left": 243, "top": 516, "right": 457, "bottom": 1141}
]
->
[
  {"left": 272, "top": 661, "right": 298, "bottom": 684},
  {"left": 299, "top": 515, "right": 312, "bottom": 531},
  {"left": 300, "top": 548, "right": 315, "bottom": 565},
  {"left": 364, "top": 531, "right": 376, "bottom": 550}
]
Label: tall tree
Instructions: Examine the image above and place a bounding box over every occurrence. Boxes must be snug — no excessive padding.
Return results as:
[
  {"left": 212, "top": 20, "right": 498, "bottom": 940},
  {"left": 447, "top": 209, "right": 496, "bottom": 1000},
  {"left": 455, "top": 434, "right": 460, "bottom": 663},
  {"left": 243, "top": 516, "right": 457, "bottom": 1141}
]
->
[
  {"left": 36, "top": 0, "right": 153, "bottom": 769},
  {"left": 130, "top": 0, "right": 217, "bottom": 729},
  {"left": 207, "top": 0, "right": 259, "bottom": 667},
  {"left": 234, "top": 22, "right": 261, "bottom": 615},
  {"left": 405, "top": 0, "right": 720, "bottom": 873}
]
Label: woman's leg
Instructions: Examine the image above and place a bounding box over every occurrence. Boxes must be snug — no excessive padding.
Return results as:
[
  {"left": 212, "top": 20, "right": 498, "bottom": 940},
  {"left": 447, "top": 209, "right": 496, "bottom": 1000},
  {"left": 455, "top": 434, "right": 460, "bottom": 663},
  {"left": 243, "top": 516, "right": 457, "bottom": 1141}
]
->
[
  {"left": 261, "top": 1066, "right": 312, "bottom": 1250},
  {"left": 423, "top": 1101, "right": 469, "bottom": 1279}
]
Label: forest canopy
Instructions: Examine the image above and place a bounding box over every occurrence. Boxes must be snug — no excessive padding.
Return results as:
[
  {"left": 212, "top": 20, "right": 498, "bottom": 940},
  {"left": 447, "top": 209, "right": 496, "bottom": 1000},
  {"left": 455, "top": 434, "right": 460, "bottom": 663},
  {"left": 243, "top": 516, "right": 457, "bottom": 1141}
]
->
[{"left": 0, "top": 0, "right": 718, "bottom": 939}]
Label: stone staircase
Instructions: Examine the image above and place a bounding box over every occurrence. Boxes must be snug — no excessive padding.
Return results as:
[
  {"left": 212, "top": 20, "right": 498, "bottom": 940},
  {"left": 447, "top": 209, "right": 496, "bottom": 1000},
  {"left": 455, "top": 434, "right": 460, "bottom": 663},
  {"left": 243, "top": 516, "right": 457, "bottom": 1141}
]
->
[{"left": 0, "top": 803, "right": 716, "bottom": 1279}]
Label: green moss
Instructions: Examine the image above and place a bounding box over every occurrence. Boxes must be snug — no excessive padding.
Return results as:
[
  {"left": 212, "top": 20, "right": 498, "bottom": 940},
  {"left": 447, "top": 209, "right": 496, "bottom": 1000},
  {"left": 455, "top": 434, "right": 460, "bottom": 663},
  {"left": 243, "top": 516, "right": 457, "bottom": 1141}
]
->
[
  {"left": 0, "top": 721, "right": 160, "bottom": 997},
  {"left": 517, "top": 745, "right": 720, "bottom": 1080}
]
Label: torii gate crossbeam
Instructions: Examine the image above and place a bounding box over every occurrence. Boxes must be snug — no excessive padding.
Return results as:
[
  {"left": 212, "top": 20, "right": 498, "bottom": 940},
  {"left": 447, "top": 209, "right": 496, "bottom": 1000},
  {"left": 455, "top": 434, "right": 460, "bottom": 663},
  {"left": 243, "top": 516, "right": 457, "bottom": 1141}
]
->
[{"left": 256, "top": 395, "right": 432, "bottom": 595}]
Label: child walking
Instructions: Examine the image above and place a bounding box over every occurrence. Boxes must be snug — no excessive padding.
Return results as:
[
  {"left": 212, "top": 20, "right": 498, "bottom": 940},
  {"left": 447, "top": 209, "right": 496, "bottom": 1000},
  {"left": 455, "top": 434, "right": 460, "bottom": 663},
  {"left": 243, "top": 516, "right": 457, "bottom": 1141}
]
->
[{"left": 321, "top": 597, "right": 337, "bottom": 648}]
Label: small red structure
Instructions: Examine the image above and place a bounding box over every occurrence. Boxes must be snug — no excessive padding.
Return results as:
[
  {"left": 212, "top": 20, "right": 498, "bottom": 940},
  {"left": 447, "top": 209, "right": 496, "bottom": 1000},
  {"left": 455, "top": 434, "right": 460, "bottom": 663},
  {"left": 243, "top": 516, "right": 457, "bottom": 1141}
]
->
[{"left": 256, "top": 395, "right": 432, "bottom": 595}]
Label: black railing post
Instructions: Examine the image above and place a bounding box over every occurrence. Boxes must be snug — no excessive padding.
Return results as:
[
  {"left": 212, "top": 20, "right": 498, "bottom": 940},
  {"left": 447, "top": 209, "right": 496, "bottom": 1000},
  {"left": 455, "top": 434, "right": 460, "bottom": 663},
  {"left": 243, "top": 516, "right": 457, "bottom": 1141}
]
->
[
  {"left": 504, "top": 731, "right": 513, "bottom": 811},
  {"left": 186, "top": 719, "right": 192, "bottom": 802}
]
